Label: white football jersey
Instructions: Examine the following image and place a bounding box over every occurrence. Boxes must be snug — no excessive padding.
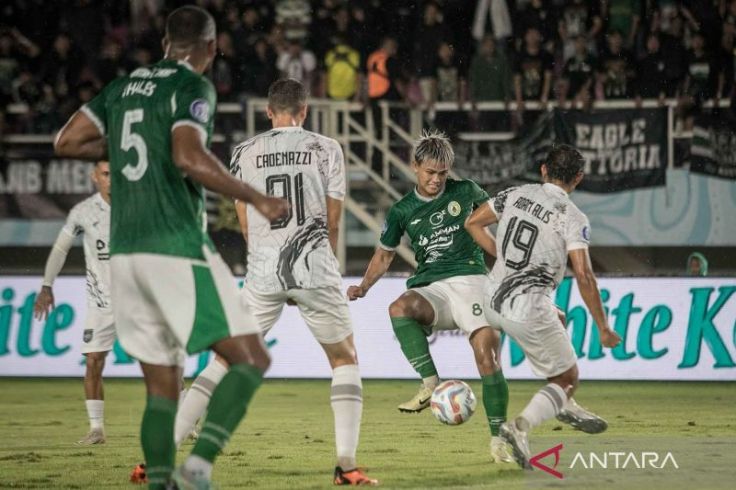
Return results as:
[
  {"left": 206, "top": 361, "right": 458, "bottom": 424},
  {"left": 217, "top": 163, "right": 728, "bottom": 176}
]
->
[
  {"left": 486, "top": 183, "right": 590, "bottom": 322},
  {"left": 230, "top": 126, "right": 345, "bottom": 292},
  {"left": 62, "top": 193, "right": 111, "bottom": 309}
]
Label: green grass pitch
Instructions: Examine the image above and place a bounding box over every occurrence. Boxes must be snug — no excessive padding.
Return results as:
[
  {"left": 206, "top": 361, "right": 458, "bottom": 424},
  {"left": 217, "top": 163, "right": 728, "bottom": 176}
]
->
[{"left": 0, "top": 379, "right": 734, "bottom": 489}]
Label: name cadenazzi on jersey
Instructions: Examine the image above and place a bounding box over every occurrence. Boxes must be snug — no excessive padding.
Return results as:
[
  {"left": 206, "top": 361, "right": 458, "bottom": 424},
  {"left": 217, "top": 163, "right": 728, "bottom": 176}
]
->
[
  {"left": 63, "top": 193, "right": 111, "bottom": 309},
  {"left": 230, "top": 126, "right": 345, "bottom": 292},
  {"left": 487, "top": 183, "right": 590, "bottom": 322}
]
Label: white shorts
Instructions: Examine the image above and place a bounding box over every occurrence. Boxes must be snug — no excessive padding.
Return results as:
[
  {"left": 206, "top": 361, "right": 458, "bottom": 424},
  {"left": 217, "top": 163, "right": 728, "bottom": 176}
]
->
[
  {"left": 412, "top": 275, "right": 490, "bottom": 335},
  {"left": 81, "top": 307, "right": 115, "bottom": 354},
  {"left": 242, "top": 284, "right": 352, "bottom": 344},
  {"left": 485, "top": 305, "right": 576, "bottom": 378},
  {"left": 110, "top": 246, "right": 260, "bottom": 367}
]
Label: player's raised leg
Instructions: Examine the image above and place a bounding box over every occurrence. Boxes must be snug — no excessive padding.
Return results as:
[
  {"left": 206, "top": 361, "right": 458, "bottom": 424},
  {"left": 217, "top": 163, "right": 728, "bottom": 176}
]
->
[
  {"left": 468, "top": 327, "right": 512, "bottom": 463},
  {"left": 174, "top": 357, "right": 228, "bottom": 446},
  {"left": 388, "top": 291, "right": 439, "bottom": 412},
  {"left": 175, "top": 334, "right": 270, "bottom": 487}
]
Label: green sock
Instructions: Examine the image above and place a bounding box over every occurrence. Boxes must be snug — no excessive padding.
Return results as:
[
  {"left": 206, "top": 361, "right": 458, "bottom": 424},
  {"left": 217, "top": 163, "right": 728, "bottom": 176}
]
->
[
  {"left": 140, "top": 395, "right": 177, "bottom": 490},
  {"left": 481, "top": 371, "right": 509, "bottom": 437},
  {"left": 391, "top": 317, "right": 438, "bottom": 379},
  {"left": 191, "top": 363, "right": 263, "bottom": 463}
]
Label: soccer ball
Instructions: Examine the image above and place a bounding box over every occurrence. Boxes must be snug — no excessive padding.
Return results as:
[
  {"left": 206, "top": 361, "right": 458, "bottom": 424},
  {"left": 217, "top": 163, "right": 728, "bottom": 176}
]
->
[{"left": 430, "top": 380, "right": 477, "bottom": 425}]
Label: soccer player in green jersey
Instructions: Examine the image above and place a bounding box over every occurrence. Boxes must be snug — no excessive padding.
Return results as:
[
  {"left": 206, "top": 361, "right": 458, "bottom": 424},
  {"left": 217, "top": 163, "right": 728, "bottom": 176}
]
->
[
  {"left": 347, "top": 131, "right": 513, "bottom": 463},
  {"left": 53, "top": 6, "right": 288, "bottom": 489}
]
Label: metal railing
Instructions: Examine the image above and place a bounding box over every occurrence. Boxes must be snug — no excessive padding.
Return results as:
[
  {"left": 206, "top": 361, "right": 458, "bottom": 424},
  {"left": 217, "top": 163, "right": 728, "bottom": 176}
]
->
[{"left": 4, "top": 97, "right": 728, "bottom": 271}]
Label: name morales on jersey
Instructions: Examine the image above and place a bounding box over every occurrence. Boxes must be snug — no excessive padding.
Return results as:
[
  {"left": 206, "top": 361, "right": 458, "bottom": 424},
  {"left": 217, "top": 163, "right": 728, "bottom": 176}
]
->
[
  {"left": 512, "top": 196, "right": 552, "bottom": 223},
  {"left": 122, "top": 81, "right": 157, "bottom": 97},
  {"left": 256, "top": 152, "right": 312, "bottom": 169}
]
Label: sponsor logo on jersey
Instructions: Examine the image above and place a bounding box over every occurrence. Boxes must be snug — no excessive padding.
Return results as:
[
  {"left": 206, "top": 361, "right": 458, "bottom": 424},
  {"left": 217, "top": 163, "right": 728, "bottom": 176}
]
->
[
  {"left": 582, "top": 226, "right": 590, "bottom": 241},
  {"left": 190, "top": 99, "right": 210, "bottom": 123},
  {"left": 448, "top": 201, "right": 461, "bottom": 217},
  {"left": 430, "top": 210, "right": 446, "bottom": 227},
  {"left": 410, "top": 218, "right": 422, "bottom": 226}
]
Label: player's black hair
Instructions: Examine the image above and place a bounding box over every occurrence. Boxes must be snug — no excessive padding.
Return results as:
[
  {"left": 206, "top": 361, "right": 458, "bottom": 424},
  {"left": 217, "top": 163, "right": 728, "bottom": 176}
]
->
[
  {"left": 544, "top": 144, "right": 584, "bottom": 183},
  {"left": 268, "top": 78, "right": 308, "bottom": 115},
  {"left": 165, "top": 6, "right": 216, "bottom": 47}
]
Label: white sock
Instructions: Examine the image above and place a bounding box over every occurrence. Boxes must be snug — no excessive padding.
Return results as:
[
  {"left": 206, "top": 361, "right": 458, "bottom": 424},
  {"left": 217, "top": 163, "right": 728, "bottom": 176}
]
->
[
  {"left": 331, "top": 364, "right": 363, "bottom": 469},
  {"left": 85, "top": 399, "right": 104, "bottom": 431},
  {"left": 179, "top": 387, "right": 188, "bottom": 405},
  {"left": 518, "top": 383, "right": 567, "bottom": 431},
  {"left": 183, "top": 454, "right": 212, "bottom": 481},
  {"left": 174, "top": 360, "right": 228, "bottom": 446},
  {"left": 422, "top": 375, "right": 439, "bottom": 390}
]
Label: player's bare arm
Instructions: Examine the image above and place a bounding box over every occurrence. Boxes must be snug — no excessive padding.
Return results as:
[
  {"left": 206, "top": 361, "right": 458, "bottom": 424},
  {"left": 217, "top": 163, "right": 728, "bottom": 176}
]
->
[
  {"left": 172, "top": 126, "right": 288, "bottom": 221},
  {"left": 326, "top": 197, "right": 342, "bottom": 255},
  {"left": 347, "top": 247, "right": 395, "bottom": 300},
  {"left": 54, "top": 111, "right": 108, "bottom": 161},
  {"left": 234, "top": 200, "right": 249, "bottom": 245},
  {"left": 568, "top": 248, "right": 621, "bottom": 348},
  {"left": 464, "top": 203, "right": 498, "bottom": 257}
]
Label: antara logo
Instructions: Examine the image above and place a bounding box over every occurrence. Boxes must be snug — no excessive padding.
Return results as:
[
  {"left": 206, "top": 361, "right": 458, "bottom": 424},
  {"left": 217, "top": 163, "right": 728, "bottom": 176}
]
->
[{"left": 530, "top": 444, "right": 680, "bottom": 479}]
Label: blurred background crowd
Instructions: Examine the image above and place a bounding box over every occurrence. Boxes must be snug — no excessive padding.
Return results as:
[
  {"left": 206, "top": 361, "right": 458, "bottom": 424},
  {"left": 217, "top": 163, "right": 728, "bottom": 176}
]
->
[{"left": 2, "top": 0, "right": 736, "bottom": 135}]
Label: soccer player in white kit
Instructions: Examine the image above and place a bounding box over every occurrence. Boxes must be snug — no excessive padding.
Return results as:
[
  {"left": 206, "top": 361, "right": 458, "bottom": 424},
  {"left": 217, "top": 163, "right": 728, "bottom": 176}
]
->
[
  {"left": 175, "top": 78, "right": 377, "bottom": 485},
  {"left": 33, "top": 160, "right": 113, "bottom": 445},
  {"left": 465, "top": 144, "right": 621, "bottom": 469}
]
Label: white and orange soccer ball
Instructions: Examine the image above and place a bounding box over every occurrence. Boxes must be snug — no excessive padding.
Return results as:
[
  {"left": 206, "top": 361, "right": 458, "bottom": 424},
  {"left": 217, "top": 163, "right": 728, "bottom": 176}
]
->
[{"left": 430, "top": 380, "right": 477, "bottom": 425}]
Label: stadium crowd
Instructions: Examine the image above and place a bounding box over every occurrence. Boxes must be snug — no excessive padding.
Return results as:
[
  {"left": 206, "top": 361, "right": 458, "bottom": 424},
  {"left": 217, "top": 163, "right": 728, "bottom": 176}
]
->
[{"left": 2, "top": 0, "right": 736, "bottom": 134}]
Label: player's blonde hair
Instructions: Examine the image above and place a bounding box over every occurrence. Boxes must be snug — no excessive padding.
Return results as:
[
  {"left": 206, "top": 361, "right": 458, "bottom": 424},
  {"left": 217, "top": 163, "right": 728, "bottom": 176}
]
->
[{"left": 412, "top": 129, "right": 454, "bottom": 168}]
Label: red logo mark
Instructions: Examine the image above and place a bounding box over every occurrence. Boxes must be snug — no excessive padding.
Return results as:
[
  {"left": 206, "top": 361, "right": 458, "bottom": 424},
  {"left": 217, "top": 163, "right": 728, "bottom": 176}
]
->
[{"left": 530, "top": 443, "right": 564, "bottom": 479}]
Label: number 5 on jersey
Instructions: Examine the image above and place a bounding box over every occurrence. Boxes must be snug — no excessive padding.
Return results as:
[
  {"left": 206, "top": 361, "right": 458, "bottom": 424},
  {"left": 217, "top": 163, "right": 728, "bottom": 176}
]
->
[{"left": 121, "top": 109, "right": 148, "bottom": 181}]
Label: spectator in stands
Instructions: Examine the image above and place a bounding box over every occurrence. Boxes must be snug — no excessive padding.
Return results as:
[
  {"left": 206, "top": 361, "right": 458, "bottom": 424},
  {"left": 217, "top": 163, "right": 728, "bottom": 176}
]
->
[
  {"left": 275, "top": 0, "right": 312, "bottom": 42},
  {"left": 367, "top": 36, "right": 403, "bottom": 172},
  {"left": 232, "top": 7, "right": 265, "bottom": 62},
  {"left": 659, "top": 13, "right": 688, "bottom": 97},
  {"left": 603, "top": 0, "right": 642, "bottom": 49},
  {"left": 430, "top": 42, "right": 466, "bottom": 134},
  {"left": 414, "top": 1, "right": 449, "bottom": 107},
  {"left": 324, "top": 35, "right": 362, "bottom": 101},
  {"left": 558, "top": 0, "right": 603, "bottom": 61},
  {"left": 686, "top": 252, "right": 708, "bottom": 276},
  {"left": 560, "top": 35, "right": 596, "bottom": 107},
  {"left": 469, "top": 34, "right": 512, "bottom": 106},
  {"left": 514, "top": 27, "right": 554, "bottom": 117},
  {"left": 636, "top": 33, "right": 667, "bottom": 104},
  {"left": 681, "top": 0, "right": 722, "bottom": 51},
  {"left": 243, "top": 37, "right": 278, "bottom": 97},
  {"left": 515, "top": 0, "right": 554, "bottom": 48},
  {"left": 596, "top": 30, "right": 636, "bottom": 99},
  {"left": 277, "top": 39, "right": 317, "bottom": 92},
  {"left": 432, "top": 42, "right": 465, "bottom": 106},
  {"left": 678, "top": 31, "right": 723, "bottom": 128},
  {"left": 212, "top": 31, "right": 241, "bottom": 101},
  {"left": 40, "top": 33, "right": 85, "bottom": 103},
  {"left": 96, "top": 38, "right": 127, "bottom": 85},
  {"left": 472, "top": 0, "right": 513, "bottom": 45}
]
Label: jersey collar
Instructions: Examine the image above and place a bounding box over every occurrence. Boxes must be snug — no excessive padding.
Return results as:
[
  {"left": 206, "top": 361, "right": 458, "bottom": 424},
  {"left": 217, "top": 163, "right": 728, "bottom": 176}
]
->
[
  {"left": 542, "top": 182, "right": 569, "bottom": 197},
  {"left": 176, "top": 59, "right": 195, "bottom": 72},
  {"left": 413, "top": 186, "right": 445, "bottom": 202},
  {"left": 94, "top": 192, "right": 110, "bottom": 211}
]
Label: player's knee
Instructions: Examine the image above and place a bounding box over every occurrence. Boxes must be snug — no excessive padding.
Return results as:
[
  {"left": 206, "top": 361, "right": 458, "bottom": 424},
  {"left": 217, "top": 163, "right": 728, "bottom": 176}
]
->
[
  {"left": 388, "top": 299, "right": 409, "bottom": 319},
  {"left": 85, "top": 353, "right": 106, "bottom": 373}
]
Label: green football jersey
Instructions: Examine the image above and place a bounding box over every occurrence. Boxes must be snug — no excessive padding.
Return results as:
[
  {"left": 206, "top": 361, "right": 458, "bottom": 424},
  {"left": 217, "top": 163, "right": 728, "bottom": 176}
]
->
[
  {"left": 83, "top": 59, "right": 216, "bottom": 259},
  {"left": 380, "top": 179, "right": 489, "bottom": 288}
]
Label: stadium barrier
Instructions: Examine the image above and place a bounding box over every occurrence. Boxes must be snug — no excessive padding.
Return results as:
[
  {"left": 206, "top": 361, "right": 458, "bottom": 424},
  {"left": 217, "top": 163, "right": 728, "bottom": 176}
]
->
[{"left": 0, "top": 276, "right": 733, "bottom": 381}]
